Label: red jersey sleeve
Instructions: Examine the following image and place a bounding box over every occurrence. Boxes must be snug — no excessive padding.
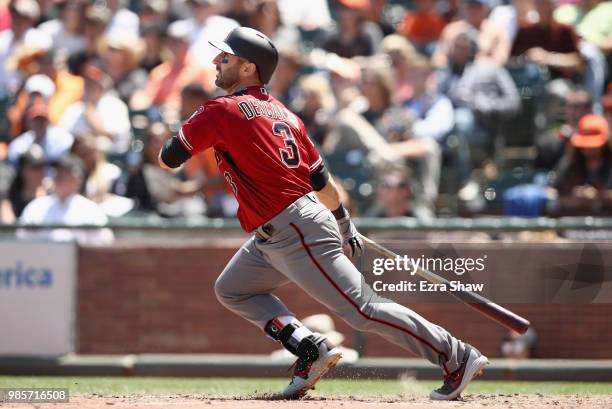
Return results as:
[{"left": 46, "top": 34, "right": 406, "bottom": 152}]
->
[
  {"left": 178, "top": 99, "right": 225, "bottom": 155},
  {"left": 297, "top": 118, "right": 323, "bottom": 173}
]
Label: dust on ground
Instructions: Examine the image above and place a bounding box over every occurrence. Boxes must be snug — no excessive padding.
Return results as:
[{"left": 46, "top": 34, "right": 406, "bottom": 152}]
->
[{"left": 2, "top": 393, "right": 612, "bottom": 409}]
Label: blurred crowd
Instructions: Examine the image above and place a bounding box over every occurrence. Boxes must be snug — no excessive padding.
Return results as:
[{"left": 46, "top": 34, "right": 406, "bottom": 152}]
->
[{"left": 0, "top": 0, "right": 611, "bottom": 235}]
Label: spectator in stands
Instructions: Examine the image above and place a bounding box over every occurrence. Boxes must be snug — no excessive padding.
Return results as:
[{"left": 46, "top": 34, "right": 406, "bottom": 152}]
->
[
  {"left": 542, "top": 78, "right": 575, "bottom": 128},
  {"left": 133, "top": 21, "right": 214, "bottom": 123},
  {"left": 432, "top": 0, "right": 511, "bottom": 68},
  {"left": 18, "top": 154, "right": 115, "bottom": 245},
  {"left": 180, "top": 0, "right": 239, "bottom": 68},
  {"left": 554, "top": 0, "right": 612, "bottom": 57},
  {"left": 536, "top": 87, "right": 593, "bottom": 170},
  {"left": 38, "top": 0, "right": 87, "bottom": 57},
  {"left": 293, "top": 74, "right": 336, "bottom": 148},
  {"left": 83, "top": 4, "right": 112, "bottom": 57},
  {"left": 402, "top": 60, "right": 455, "bottom": 146},
  {"left": 366, "top": 165, "right": 432, "bottom": 220},
  {"left": 400, "top": 59, "right": 457, "bottom": 207},
  {"left": 59, "top": 62, "right": 131, "bottom": 154},
  {"left": 324, "top": 53, "right": 362, "bottom": 110},
  {"left": 364, "top": 0, "right": 394, "bottom": 37},
  {"left": 364, "top": 64, "right": 442, "bottom": 213},
  {"left": 318, "top": 0, "right": 382, "bottom": 58},
  {"left": 359, "top": 64, "right": 404, "bottom": 137},
  {"left": 7, "top": 0, "right": 610, "bottom": 221},
  {"left": 221, "top": 0, "right": 252, "bottom": 26},
  {"left": 510, "top": 0, "right": 584, "bottom": 79},
  {"left": 139, "top": 23, "right": 165, "bottom": 73},
  {"left": 489, "top": 0, "right": 536, "bottom": 44},
  {"left": 324, "top": 62, "right": 441, "bottom": 214},
  {"left": 437, "top": 30, "right": 520, "bottom": 159},
  {"left": 126, "top": 122, "right": 205, "bottom": 217},
  {"left": 397, "top": 0, "right": 446, "bottom": 55},
  {"left": 269, "top": 47, "right": 303, "bottom": 107},
  {"left": 554, "top": 0, "right": 610, "bottom": 111},
  {"left": 0, "top": 0, "right": 41, "bottom": 91},
  {"left": 105, "top": 0, "right": 139, "bottom": 36},
  {"left": 437, "top": 29, "right": 516, "bottom": 202},
  {"left": 276, "top": 0, "right": 332, "bottom": 31},
  {"left": 100, "top": 31, "right": 147, "bottom": 104},
  {"left": 382, "top": 34, "right": 427, "bottom": 105},
  {"left": 552, "top": 114, "right": 612, "bottom": 215},
  {"left": 139, "top": 0, "right": 169, "bottom": 29},
  {"left": 289, "top": 75, "right": 352, "bottom": 212},
  {"left": 70, "top": 135, "right": 123, "bottom": 204},
  {"left": 7, "top": 73, "right": 55, "bottom": 138},
  {"left": 8, "top": 44, "right": 84, "bottom": 130},
  {"left": 7, "top": 145, "right": 49, "bottom": 221},
  {"left": 440, "top": 0, "right": 461, "bottom": 23},
  {"left": 247, "top": 0, "right": 301, "bottom": 51},
  {"left": 8, "top": 101, "right": 73, "bottom": 165}
]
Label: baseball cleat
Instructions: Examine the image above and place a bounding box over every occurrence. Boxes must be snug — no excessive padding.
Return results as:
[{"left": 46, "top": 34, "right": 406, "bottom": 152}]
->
[
  {"left": 282, "top": 343, "right": 342, "bottom": 399},
  {"left": 429, "top": 344, "right": 489, "bottom": 401}
]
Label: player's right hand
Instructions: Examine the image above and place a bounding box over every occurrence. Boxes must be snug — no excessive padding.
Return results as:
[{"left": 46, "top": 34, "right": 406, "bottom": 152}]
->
[{"left": 337, "top": 217, "right": 363, "bottom": 258}]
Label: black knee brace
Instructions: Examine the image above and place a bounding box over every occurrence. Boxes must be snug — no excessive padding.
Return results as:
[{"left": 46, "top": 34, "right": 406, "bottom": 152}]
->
[{"left": 265, "top": 319, "right": 327, "bottom": 362}]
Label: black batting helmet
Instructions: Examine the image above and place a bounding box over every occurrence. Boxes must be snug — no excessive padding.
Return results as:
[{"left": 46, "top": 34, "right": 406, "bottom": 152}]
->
[{"left": 209, "top": 27, "right": 279, "bottom": 84}]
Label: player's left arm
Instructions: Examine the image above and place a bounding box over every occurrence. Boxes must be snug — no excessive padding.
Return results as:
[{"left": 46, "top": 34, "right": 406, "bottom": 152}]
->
[
  {"left": 311, "top": 165, "right": 363, "bottom": 257},
  {"left": 158, "top": 136, "right": 192, "bottom": 170},
  {"left": 311, "top": 167, "right": 340, "bottom": 210}
]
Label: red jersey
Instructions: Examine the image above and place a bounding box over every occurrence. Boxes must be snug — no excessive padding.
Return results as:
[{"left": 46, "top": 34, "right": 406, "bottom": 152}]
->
[{"left": 177, "top": 86, "right": 323, "bottom": 232}]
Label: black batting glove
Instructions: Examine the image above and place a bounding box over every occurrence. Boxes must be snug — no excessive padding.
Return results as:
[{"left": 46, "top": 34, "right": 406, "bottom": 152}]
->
[{"left": 337, "top": 215, "right": 363, "bottom": 258}]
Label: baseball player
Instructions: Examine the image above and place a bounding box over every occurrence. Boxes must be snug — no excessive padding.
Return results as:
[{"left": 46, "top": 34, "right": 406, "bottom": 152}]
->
[{"left": 158, "top": 27, "right": 488, "bottom": 400}]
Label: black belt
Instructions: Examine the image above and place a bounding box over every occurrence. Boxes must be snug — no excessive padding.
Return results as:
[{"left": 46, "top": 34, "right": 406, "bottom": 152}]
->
[
  {"left": 254, "top": 194, "right": 315, "bottom": 241},
  {"left": 254, "top": 223, "right": 274, "bottom": 241}
]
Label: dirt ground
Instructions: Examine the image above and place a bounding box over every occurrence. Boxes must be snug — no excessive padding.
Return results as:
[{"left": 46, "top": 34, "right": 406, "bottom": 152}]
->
[{"left": 3, "top": 394, "right": 612, "bottom": 409}]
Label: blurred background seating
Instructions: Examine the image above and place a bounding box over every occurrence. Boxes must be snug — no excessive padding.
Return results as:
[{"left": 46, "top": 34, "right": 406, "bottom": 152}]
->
[{"left": 0, "top": 0, "right": 610, "bottom": 227}]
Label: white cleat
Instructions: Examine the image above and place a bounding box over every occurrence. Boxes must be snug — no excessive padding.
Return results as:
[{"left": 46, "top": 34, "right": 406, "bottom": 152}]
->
[
  {"left": 282, "top": 344, "right": 342, "bottom": 399},
  {"left": 430, "top": 345, "right": 489, "bottom": 401}
]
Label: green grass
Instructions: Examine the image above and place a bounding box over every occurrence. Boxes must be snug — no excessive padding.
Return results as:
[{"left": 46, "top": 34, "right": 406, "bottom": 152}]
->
[{"left": 0, "top": 377, "right": 610, "bottom": 396}]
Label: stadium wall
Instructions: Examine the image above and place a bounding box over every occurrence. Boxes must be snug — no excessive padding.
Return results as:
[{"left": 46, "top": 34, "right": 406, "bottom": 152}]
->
[{"left": 78, "top": 241, "right": 612, "bottom": 359}]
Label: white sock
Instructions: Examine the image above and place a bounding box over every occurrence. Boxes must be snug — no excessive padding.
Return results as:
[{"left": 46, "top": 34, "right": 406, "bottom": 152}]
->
[
  {"left": 275, "top": 315, "right": 314, "bottom": 343},
  {"left": 276, "top": 315, "right": 296, "bottom": 326}
]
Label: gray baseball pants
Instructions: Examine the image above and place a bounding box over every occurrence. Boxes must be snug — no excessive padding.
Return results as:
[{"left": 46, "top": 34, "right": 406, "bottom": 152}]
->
[{"left": 214, "top": 193, "right": 466, "bottom": 374}]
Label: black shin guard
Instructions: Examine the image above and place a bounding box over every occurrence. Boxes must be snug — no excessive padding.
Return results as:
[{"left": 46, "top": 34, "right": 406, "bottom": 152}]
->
[{"left": 265, "top": 319, "right": 328, "bottom": 362}]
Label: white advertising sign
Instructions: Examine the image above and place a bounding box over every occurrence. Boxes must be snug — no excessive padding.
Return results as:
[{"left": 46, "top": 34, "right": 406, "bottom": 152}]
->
[{"left": 0, "top": 241, "right": 77, "bottom": 356}]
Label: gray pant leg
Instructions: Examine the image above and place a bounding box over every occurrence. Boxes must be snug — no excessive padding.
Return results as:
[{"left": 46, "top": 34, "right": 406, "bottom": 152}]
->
[
  {"left": 258, "top": 203, "right": 465, "bottom": 374},
  {"left": 214, "top": 238, "right": 293, "bottom": 329}
]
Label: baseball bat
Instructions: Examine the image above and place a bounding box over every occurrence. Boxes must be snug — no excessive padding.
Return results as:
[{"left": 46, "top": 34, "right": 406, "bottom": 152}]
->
[{"left": 359, "top": 234, "right": 531, "bottom": 334}]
